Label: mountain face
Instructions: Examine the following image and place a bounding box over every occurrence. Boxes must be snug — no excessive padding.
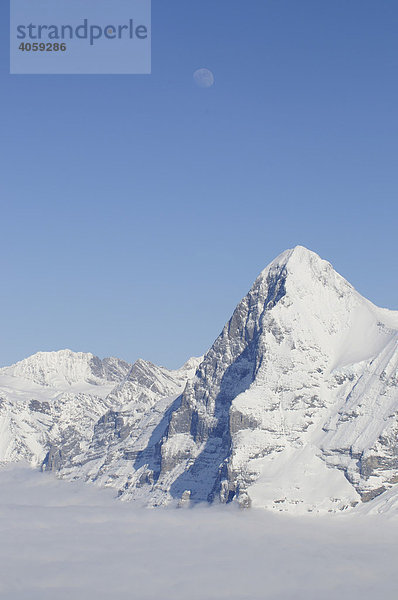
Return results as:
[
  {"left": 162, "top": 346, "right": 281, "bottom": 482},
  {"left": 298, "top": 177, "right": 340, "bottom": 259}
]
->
[
  {"left": 0, "top": 351, "right": 131, "bottom": 466},
  {"left": 42, "top": 356, "right": 202, "bottom": 493},
  {"left": 0, "top": 350, "right": 201, "bottom": 484},
  {"left": 1, "top": 247, "right": 398, "bottom": 513}
]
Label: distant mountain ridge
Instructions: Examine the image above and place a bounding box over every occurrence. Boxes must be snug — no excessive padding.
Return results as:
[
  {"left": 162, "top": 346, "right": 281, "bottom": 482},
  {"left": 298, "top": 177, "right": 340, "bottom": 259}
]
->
[
  {"left": 1, "top": 246, "right": 398, "bottom": 514},
  {"left": 0, "top": 349, "right": 131, "bottom": 388}
]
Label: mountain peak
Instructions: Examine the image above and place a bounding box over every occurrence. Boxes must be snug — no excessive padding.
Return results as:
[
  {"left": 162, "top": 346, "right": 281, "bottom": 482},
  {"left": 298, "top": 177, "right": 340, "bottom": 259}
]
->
[
  {"left": 132, "top": 246, "right": 398, "bottom": 510},
  {"left": 0, "top": 349, "right": 131, "bottom": 388},
  {"left": 273, "top": 244, "right": 319, "bottom": 262},
  {"left": 249, "top": 246, "right": 358, "bottom": 321},
  {"left": 259, "top": 245, "right": 334, "bottom": 283}
]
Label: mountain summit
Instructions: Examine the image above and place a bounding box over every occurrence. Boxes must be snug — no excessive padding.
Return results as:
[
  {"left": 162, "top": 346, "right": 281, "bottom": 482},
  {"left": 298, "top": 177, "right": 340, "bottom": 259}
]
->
[
  {"left": 0, "top": 349, "right": 131, "bottom": 388},
  {"left": 128, "top": 245, "right": 397, "bottom": 511},
  {"left": 1, "top": 247, "right": 398, "bottom": 513}
]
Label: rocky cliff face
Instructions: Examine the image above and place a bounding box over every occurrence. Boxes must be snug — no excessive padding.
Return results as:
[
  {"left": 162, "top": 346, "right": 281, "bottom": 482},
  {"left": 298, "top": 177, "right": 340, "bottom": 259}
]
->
[
  {"left": 1, "top": 247, "right": 398, "bottom": 514},
  {"left": 54, "top": 357, "right": 202, "bottom": 500}
]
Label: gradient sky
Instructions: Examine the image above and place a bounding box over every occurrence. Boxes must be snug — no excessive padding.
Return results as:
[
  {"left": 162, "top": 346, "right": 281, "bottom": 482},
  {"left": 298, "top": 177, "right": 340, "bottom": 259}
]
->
[{"left": 1, "top": 0, "right": 397, "bottom": 368}]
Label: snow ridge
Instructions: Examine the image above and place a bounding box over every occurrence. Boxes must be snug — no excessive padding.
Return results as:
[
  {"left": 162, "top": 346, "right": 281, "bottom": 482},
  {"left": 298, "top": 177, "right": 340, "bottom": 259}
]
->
[{"left": 0, "top": 349, "right": 131, "bottom": 388}]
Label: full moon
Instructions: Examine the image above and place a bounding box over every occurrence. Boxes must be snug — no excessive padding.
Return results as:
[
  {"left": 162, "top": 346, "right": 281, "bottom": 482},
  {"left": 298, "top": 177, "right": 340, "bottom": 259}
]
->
[{"left": 193, "top": 68, "right": 215, "bottom": 88}]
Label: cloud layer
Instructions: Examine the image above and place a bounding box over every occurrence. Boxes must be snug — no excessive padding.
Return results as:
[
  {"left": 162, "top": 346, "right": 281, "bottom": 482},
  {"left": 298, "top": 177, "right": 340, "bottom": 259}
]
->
[{"left": 0, "top": 465, "right": 397, "bottom": 600}]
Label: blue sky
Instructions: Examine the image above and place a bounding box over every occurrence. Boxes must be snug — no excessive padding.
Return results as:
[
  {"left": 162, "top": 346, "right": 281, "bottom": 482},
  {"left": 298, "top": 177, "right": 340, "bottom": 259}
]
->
[{"left": 1, "top": 0, "right": 397, "bottom": 368}]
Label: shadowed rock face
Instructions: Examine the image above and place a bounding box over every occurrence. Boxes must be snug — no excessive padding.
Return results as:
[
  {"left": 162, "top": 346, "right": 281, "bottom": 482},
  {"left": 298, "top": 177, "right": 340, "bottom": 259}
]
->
[
  {"left": 39, "top": 358, "right": 201, "bottom": 484},
  {"left": 91, "top": 356, "right": 132, "bottom": 383},
  {"left": 150, "top": 262, "right": 288, "bottom": 505}
]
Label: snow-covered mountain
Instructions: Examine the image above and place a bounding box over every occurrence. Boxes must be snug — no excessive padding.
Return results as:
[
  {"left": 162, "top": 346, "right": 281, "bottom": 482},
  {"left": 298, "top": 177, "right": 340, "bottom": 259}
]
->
[
  {"left": 0, "top": 349, "right": 131, "bottom": 389},
  {"left": 1, "top": 246, "right": 398, "bottom": 514},
  {"left": 42, "top": 356, "right": 202, "bottom": 490},
  {"left": 0, "top": 350, "right": 200, "bottom": 479},
  {"left": 117, "top": 246, "right": 396, "bottom": 512},
  {"left": 0, "top": 350, "right": 130, "bottom": 466}
]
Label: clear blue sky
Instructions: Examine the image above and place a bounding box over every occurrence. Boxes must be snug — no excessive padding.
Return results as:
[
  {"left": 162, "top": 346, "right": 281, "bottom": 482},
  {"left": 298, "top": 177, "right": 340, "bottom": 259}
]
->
[{"left": 1, "top": 0, "right": 397, "bottom": 368}]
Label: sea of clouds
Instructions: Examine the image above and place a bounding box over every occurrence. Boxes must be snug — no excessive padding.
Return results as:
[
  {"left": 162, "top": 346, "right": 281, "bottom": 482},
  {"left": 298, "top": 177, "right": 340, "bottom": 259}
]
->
[{"left": 0, "top": 464, "right": 397, "bottom": 600}]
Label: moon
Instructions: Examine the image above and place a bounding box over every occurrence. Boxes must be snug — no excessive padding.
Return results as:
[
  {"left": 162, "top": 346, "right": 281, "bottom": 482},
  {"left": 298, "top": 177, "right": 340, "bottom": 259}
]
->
[{"left": 193, "top": 68, "right": 215, "bottom": 88}]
